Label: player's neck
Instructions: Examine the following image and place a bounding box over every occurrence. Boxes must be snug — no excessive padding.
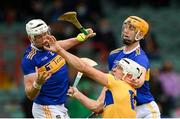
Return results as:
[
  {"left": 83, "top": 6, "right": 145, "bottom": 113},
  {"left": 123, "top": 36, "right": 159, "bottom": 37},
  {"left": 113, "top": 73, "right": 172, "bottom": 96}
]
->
[
  {"left": 31, "top": 44, "right": 43, "bottom": 51},
  {"left": 123, "top": 42, "right": 140, "bottom": 53}
]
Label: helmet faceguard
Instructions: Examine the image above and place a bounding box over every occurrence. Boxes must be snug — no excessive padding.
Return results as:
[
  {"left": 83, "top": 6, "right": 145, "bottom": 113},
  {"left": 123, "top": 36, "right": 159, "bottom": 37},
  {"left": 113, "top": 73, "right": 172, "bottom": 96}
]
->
[
  {"left": 26, "top": 19, "right": 50, "bottom": 41},
  {"left": 116, "top": 58, "right": 142, "bottom": 79}
]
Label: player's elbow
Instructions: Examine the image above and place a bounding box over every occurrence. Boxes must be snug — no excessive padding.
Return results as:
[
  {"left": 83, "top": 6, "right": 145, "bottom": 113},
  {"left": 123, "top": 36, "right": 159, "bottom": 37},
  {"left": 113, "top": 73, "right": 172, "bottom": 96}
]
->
[
  {"left": 135, "top": 83, "right": 143, "bottom": 88},
  {"left": 91, "top": 108, "right": 103, "bottom": 114},
  {"left": 25, "top": 88, "right": 35, "bottom": 101},
  {"left": 80, "top": 63, "right": 89, "bottom": 73},
  {"left": 138, "top": 81, "right": 144, "bottom": 87},
  {"left": 90, "top": 101, "right": 104, "bottom": 113},
  {"left": 26, "top": 93, "right": 34, "bottom": 101},
  {"left": 136, "top": 78, "right": 145, "bottom": 88}
]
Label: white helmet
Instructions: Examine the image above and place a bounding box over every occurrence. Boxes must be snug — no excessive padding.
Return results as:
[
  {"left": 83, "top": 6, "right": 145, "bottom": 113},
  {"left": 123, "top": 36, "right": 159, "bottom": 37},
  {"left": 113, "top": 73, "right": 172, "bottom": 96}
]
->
[
  {"left": 118, "top": 58, "right": 142, "bottom": 79},
  {"left": 26, "top": 19, "right": 49, "bottom": 39}
]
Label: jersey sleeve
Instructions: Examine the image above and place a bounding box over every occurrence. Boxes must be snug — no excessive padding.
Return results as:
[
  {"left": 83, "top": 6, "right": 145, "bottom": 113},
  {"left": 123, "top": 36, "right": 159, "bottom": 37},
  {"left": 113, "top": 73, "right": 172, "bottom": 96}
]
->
[
  {"left": 21, "top": 58, "right": 36, "bottom": 75},
  {"left": 108, "top": 55, "right": 114, "bottom": 70},
  {"left": 108, "top": 53, "right": 119, "bottom": 70},
  {"left": 107, "top": 74, "right": 116, "bottom": 89},
  {"left": 108, "top": 47, "right": 123, "bottom": 71},
  {"left": 134, "top": 55, "right": 149, "bottom": 70}
]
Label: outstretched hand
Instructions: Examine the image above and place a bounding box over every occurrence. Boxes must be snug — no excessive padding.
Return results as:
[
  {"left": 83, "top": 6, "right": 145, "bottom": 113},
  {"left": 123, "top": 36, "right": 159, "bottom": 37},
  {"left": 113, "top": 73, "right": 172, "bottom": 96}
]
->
[{"left": 43, "top": 35, "right": 61, "bottom": 53}]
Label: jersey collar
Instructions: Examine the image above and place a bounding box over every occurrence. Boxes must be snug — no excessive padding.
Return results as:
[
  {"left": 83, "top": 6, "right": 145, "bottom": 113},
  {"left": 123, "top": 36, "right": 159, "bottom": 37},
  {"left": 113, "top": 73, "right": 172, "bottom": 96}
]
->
[
  {"left": 31, "top": 44, "right": 43, "bottom": 51},
  {"left": 123, "top": 44, "right": 140, "bottom": 54}
]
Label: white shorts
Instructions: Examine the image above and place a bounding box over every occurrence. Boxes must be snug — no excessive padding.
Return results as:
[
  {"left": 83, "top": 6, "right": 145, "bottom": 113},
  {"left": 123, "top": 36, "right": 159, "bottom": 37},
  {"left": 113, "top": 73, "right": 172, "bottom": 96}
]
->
[
  {"left": 32, "top": 103, "right": 70, "bottom": 119},
  {"left": 136, "top": 101, "right": 161, "bottom": 118}
]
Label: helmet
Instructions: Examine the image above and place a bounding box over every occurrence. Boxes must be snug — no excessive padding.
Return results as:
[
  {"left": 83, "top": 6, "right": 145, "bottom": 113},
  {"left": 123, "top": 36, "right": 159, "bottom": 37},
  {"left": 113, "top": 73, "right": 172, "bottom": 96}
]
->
[
  {"left": 124, "top": 16, "right": 149, "bottom": 36},
  {"left": 26, "top": 19, "right": 49, "bottom": 38},
  {"left": 118, "top": 58, "right": 142, "bottom": 79}
]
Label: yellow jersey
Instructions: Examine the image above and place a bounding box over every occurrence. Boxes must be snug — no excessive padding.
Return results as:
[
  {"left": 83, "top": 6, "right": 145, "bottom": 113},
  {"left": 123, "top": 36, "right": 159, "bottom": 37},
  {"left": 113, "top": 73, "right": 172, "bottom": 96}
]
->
[{"left": 102, "top": 74, "right": 136, "bottom": 118}]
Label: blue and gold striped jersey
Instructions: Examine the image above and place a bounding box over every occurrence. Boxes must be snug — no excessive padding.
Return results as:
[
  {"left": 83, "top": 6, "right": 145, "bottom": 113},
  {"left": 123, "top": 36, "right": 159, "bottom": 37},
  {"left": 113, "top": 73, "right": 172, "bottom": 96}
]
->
[
  {"left": 103, "top": 74, "right": 136, "bottom": 118},
  {"left": 21, "top": 44, "right": 69, "bottom": 105},
  {"left": 107, "top": 46, "right": 154, "bottom": 105}
]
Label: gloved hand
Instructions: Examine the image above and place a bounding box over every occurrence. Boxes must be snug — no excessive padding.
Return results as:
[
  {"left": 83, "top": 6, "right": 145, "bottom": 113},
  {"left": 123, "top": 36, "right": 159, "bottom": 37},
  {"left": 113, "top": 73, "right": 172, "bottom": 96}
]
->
[{"left": 76, "top": 28, "right": 96, "bottom": 42}]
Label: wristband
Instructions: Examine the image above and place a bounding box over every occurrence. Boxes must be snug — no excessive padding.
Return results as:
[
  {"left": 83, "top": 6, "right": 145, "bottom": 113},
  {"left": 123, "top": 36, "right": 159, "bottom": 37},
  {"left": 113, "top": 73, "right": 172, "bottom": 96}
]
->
[
  {"left": 76, "top": 33, "right": 86, "bottom": 42},
  {"left": 33, "top": 81, "right": 42, "bottom": 90}
]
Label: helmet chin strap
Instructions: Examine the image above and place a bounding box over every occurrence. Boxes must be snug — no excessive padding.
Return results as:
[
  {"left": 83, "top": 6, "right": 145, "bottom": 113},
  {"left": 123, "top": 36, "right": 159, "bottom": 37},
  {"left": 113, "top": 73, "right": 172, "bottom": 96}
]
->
[
  {"left": 29, "top": 36, "right": 43, "bottom": 49},
  {"left": 122, "top": 31, "right": 141, "bottom": 46},
  {"left": 122, "top": 71, "right": 128, "bottom": 81},
  {"left": 29, "top": 35, "right": 36, "bottom": 45},
  {"left": 135, "top": 30, "right": 144, "bottom": 41}
]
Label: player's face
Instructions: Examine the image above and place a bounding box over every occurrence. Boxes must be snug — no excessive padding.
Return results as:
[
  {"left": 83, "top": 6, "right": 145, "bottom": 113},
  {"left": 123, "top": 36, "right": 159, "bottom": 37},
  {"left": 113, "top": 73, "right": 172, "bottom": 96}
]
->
[
  {"left": 121, "top": 22, "right": 137, "bottom": 45},
  {"left": 111, "top": 65, "right": 124, "bottom": 80},
  {"left": 32, "top": 32, "right": 49, "bottom": 48}
]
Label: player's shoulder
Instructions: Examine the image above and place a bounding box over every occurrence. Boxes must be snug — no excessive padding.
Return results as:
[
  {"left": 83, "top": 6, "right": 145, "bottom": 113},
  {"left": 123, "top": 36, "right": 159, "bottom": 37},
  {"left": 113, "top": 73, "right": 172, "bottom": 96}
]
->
[
  {"left": 134, "top": 47, "right": 150, "bottom": 68},
  {"left": 135, "top": 47, "right": 148, "bottom": 57},
  {"left": 21, "top": 48, "right": 37, "bottom": 71},
  {"left": 23, "top": 45, "right": 38, "bottom": 61},
  {"left": 109, "top": 46, "right": 124, "bottom": 55}
]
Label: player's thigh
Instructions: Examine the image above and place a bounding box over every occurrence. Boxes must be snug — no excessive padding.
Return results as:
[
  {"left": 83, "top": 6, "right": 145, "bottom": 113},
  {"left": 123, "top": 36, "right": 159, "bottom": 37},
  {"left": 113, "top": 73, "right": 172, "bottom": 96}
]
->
[
  {"left": 50, "top": 104, "right": 70, "bottom": 119},
  {"left": 32, "top": 103, "right": 70, "bottom": 119},
  {"left": 136, "top": 101, "right": 160, "bottom": 118}
]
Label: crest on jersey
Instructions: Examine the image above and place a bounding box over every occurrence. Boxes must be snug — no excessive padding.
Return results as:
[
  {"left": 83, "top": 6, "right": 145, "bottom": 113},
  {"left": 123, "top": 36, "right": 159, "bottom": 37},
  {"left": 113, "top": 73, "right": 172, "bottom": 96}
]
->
[{"left": 135, "top": 47, "right": 141, "bottom": 56}]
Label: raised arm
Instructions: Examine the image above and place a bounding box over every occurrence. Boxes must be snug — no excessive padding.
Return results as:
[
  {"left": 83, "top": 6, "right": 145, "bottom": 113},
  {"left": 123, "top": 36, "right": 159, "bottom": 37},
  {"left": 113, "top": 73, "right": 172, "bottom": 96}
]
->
[
  {"left": 43, "top": 36, "right": 108, "bottom": 87},
  {"left": 57, "top": 37, "right": 80, "bottom": 50},
  {"left": 52, "top": 28, "right": 95, "bottom": 50}
]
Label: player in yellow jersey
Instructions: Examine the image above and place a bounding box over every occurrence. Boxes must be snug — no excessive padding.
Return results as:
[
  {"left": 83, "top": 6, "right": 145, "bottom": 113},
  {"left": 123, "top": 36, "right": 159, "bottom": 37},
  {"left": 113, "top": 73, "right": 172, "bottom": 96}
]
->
[{"left": 43, "top": 36, "right": 143, "bottom": 118}]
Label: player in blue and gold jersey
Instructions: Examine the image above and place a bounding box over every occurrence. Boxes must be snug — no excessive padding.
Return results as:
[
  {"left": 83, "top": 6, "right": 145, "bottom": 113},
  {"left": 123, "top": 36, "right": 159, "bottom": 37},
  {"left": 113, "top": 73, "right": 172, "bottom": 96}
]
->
[
  {"left": 21, "top": 19, "right": 95, "bottom": 118},
  {"left": 42, "top": 35, "right": 143, "bottom": 118},
  {"left": 108, "top": 16, "right": 160, "bottom": 118}
]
